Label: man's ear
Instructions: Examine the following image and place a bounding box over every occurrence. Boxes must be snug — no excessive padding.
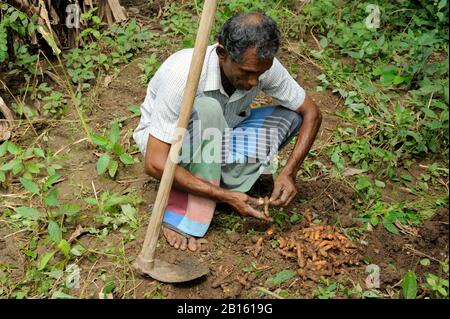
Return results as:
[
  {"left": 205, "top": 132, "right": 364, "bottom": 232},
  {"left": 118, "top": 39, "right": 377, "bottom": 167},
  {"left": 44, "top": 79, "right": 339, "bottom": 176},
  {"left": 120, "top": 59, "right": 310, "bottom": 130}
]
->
[{"left": 216, "top": 44, "right": 227, "bottom": 61}]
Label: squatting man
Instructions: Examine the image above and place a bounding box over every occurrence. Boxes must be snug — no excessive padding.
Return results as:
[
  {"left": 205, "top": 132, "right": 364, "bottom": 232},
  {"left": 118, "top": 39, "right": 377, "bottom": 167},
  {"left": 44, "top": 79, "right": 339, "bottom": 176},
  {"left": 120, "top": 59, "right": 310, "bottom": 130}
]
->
[{"left": 133, "top": 13, "right": 322, "bottom": 251}]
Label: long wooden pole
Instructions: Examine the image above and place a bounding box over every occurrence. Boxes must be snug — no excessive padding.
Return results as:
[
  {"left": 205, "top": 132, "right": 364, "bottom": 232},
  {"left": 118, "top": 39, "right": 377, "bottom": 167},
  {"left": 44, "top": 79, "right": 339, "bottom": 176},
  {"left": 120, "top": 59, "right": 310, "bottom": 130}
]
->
[{"left": 136, "top": 0, "right": 218, "bottom": 268}]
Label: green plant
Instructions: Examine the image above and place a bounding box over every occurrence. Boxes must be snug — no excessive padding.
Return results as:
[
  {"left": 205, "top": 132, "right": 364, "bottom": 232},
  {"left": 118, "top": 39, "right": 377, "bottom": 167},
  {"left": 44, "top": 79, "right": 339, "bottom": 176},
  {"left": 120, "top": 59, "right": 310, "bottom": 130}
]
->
[
  {"left": 64, "top": 18, "right": 152, "bottom": 89},
  {"left": 0, "top": 141, "right": 62, "bottom": 184},
  {"left": 91, "top": 121, "right": 139, "bottom": 178},
  {"left": 139, "top": 53, "right": 161, "bottom": 85},
  {"left": 0, "top": 3, "right": 37, "bottom": 64},
  {"left": 422, "top": 273, "right": 449, "bottom": 298},
  {"left": 84, "top": 191, "right": 142, "bottom": 233},
  {"left": 402, "top": 271, "right": 418, "bottom": 299},
  {"left": 313, "top": 281, "right": 337, "bottom": 299},
  {"left": 271, "top": 207, "right": 302, "bottom": 228}
]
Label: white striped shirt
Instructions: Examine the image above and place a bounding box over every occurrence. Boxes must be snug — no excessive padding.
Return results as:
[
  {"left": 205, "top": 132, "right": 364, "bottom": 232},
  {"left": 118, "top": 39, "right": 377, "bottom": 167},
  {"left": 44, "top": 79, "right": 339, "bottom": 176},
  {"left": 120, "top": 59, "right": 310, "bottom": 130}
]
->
[{"left": 133, "top": 44, "right": 305, "bottom": 154}]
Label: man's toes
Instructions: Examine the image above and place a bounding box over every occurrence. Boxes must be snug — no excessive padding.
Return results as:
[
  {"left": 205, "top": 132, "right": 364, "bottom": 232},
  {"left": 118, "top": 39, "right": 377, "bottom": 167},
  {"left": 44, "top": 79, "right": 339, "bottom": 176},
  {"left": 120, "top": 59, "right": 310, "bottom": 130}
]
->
[
  {"left": 188, "top": 237, "right": 197, "bottom": 252},
  {"left": 180, "top": 237, "right": 188, "bottom": 251},
  {"left": 173, "top": 236, "right": 181, "bottom": 249}
]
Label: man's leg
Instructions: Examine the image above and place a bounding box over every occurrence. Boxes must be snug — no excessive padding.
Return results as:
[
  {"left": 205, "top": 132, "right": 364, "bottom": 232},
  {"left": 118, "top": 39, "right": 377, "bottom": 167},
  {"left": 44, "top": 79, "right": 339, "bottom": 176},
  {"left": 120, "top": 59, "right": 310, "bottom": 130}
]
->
[
  {"left": 161, "top": 97, "right": 225, "bottom": 251},
  {"left": 221, "top": 105, "right": 302, "bottom": 193}
]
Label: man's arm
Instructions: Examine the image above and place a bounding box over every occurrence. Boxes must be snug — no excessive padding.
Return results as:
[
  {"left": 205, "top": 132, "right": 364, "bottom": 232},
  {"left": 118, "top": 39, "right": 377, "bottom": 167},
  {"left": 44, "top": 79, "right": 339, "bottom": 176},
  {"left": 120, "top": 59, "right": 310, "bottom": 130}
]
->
[
  {"left": 144, "top": 134, "right": 272, "bottom": 221},
  {"left": 270, "top": 94, "right": 322, "bottom": 206}
]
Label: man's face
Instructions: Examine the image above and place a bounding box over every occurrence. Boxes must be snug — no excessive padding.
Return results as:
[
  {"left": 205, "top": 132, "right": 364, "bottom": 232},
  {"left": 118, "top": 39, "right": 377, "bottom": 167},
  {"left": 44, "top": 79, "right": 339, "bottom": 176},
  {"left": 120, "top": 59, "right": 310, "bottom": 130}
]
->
[{"left": 217, "top": 46, "right": 273, "bottom": 91}]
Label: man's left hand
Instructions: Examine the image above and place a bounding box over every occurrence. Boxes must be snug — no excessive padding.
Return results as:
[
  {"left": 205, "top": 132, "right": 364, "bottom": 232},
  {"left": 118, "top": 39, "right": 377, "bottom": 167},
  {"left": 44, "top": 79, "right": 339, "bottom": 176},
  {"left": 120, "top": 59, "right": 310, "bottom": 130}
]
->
[{"left": 269, "top": 173, "right": 298, "bottom": 207}]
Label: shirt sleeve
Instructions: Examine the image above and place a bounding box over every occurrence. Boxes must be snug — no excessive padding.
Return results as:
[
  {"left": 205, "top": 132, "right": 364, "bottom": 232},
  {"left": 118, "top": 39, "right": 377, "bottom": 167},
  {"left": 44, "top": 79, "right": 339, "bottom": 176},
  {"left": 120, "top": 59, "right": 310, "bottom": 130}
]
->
[
  {"left": 260, "top": 57, "right": 306, "bottom": 111},
  {"left": 146, "top": 68, "right": 187, "bottom": 144},
  {"left": 132, "top": 65, "right": 188, "bottom": 155}
]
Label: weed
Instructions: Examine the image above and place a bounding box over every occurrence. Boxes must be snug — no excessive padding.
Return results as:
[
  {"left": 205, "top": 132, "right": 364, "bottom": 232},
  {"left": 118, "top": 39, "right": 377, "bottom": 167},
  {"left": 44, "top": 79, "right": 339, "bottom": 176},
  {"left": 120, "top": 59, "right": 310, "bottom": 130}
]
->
[{"left": 91, "top": 121, "right": 139, "bottom": 178}]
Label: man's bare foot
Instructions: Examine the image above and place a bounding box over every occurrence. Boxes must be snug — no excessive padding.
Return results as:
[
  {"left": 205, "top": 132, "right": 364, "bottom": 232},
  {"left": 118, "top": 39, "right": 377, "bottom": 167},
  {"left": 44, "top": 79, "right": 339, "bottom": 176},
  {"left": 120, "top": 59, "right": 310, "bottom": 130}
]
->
[{"left": 162, "top": 226, "right": 198, "bottom": 251}]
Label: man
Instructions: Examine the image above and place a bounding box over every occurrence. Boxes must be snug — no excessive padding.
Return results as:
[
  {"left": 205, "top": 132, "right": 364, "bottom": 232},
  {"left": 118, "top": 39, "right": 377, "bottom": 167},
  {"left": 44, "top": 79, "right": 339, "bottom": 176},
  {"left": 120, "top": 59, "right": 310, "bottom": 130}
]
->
[{"left": 133, "top": 12, "right": 322, "bottom": 252}]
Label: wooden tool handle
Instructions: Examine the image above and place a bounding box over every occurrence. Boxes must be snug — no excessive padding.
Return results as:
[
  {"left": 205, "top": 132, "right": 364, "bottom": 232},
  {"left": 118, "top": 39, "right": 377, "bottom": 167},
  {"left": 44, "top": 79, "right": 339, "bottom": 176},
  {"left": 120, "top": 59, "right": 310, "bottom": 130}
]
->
[{"left": 137, "top": 0, "right": 218, "bottom": 266}]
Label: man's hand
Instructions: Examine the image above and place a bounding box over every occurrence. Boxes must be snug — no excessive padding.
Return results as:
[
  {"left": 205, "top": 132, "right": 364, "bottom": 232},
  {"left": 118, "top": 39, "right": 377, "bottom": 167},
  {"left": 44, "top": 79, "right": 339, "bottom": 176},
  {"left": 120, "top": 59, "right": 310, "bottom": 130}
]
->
[
  {"left": 270, "top": 173, "right": 297, "bottom": 207},
  {"left": 225, "top": 191, "right": 273, "bottom": 222}
]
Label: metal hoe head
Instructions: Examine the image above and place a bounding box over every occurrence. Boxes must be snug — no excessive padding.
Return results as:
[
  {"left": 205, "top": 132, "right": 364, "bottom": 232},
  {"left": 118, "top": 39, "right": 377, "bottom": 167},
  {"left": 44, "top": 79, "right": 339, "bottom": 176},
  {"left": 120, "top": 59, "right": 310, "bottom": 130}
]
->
[{"left": 133, "top": 255, "right": 209, "bottom": 283}]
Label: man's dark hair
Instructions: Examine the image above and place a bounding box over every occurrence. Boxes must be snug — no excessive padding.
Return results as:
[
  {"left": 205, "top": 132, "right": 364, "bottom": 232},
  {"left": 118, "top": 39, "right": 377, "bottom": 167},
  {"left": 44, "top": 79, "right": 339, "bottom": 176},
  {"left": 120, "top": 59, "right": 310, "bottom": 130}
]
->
[{"left": 217, "top": 13, "right": 281, "bottom": 63}]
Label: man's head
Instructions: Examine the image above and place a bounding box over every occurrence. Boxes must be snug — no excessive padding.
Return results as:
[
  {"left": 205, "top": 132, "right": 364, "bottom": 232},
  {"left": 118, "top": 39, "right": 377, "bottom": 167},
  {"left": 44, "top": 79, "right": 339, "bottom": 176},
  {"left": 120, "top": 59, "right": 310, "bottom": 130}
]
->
[{"left": 216, "top": 13, "right": 281, "bottom": 91}]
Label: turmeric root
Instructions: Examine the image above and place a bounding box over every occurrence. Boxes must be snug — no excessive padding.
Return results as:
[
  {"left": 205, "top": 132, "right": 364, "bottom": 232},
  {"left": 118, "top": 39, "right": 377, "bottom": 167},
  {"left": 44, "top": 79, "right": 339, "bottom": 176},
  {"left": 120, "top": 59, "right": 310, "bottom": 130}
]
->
[
  {"left": 263, "top": 196, "right": 270, "bottom": 217},
  {"left": 296, "top": 243, "right": 306, "bottom": 268},
  {"left": 278, "top": 249, "right": 295, "bottom": 259},
  {"left": 253, "top": 237, "right": 264, "bottom": 257}
]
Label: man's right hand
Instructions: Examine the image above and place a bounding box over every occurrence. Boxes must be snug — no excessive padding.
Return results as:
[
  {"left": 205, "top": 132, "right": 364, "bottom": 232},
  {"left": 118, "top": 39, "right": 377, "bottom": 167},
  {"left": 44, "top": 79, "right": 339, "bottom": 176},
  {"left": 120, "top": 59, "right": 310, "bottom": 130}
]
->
[{"left": 224, "top": 191, "right": 273, "bottom": 222}]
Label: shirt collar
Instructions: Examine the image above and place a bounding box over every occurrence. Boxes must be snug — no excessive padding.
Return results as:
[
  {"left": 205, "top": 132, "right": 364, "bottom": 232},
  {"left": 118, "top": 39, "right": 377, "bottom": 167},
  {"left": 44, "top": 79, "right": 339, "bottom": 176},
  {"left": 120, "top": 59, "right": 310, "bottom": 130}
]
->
[{"left": 203, "top": 44, "right": 223, "bottom": 93}]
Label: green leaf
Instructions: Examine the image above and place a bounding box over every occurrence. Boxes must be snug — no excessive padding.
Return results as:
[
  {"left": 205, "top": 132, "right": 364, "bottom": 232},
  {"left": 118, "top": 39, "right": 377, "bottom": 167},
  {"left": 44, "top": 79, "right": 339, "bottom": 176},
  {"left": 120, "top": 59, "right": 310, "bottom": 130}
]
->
[
  {"left": 375, "top": 180, "right": 386, "bottom": 188},
  {"left": 14, "top": 206, "right": 42, "bottom": 220},
  {"left": 1, "top": 159, "right": 21, "bottom": 172},
  {"left": 38, "top": 251, "right": 55, "bottom": 270},
  {"left": 402, "top": 271, "right": 417, "bottom": 299},
  {"left": 421, "top": 107, "right": 438, "bottom": 119},
  {"left": 32, "top": 147, "right": 45, "bottom": 158},
  {"left": 102, "top": 280, "right": 116, "bottom": 294},
  {"left": 11, "top": 161, "right": 23, "bottom": 175},
  {"left": 48, "top": 220, "right": 61, "bottom": 244},
  {"left": 119, "top": 153, "right": 135, "bottom": 165},
  {"left": 383, "top": 222, "right": 399, "bottom": 234},
  {"left": 128, "top": 104, "right": 141, "bottom": 116},
  {"left": 44, "top": 188, "right": 60, "bottom": 207},
  {"left": 420, "top": 258, "right": 430, "bottom": 266},
  {"left": 109, "top": 122, "right": 120, "bottom": 145},
  {"left": 356, "top": 176, "right": 372, "bottom": 191},
  {"left": 26, "top": 162, "right": 43, "bottom": 174},
  {"left": 265, "top": 269, "right": 296, "bottom": 287},
  {"left": 71, "top": 244, "right": 85, "bottom": 256},
  {"left": 84, "top": 197, "right": 98, "bottom": 205},
  {"left": 7, "top": 142, "right": 21, "bottom": 155},
  {"left": 96, "top": 154, "right": 110, "bottom": 175},
  {"left": 58, "top": 239, "right": 70, "bottom": 258},
  {"left": 0, "top": 171, "right": 5, "bottom": 183},
  {"left": 91, "top": 134, "right": 109, "bottom": 148},
  {"left": 370, "top": 215, "right": 379, "bottom": 226},
  {"left": 51, "top": 290, "right": 76, "bottom": 299},
  {"left": 108, "top": 160, "right": 118, "bottom": 177},
  {"left": 121, "top": 204, "right": 137, "bottom": 223},
  {"left": 401, "top": 175, "right": 413, "bottom": 182},
  {"left": 112, "top": 143, "right": 124, "bottom": 156},
  {"left": 0, "top": 142, "right": 7, "bottom": 157},
  {"left": 43, "top": 174, "right": 61, "bottom": 190},
  {"left": 59, "top": 204, "right": 81, "bottom": 217}
]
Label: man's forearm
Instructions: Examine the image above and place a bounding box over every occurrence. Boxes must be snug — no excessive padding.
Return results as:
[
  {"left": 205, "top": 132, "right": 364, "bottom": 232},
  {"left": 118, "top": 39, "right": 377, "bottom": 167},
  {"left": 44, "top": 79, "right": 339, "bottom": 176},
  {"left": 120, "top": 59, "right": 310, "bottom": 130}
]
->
[
  {"left": 281, "top": 111, "right": 322, "bottom": 178},
  {"left": 171, "top": 165, "right": 231, "bottom": 203}
]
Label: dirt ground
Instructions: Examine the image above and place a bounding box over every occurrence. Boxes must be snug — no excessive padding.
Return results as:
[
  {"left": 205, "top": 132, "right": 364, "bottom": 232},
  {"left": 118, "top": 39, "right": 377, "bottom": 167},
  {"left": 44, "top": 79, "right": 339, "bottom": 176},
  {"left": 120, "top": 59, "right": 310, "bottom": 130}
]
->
[{"left": 1, "top": 1, "right": 448, "bottom": 299}]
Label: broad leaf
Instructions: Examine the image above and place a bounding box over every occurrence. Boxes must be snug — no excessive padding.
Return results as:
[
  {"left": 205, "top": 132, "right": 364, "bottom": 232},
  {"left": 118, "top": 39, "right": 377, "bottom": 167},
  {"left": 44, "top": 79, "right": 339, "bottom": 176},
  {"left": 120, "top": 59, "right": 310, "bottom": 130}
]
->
[
  {"left": 402, "top": 271, "right": 417, "bottom": 299},
  {"left": 14, "top": 206, "right": 42, "bottom": 220},
  {"left": 96, "top": 154, "right": 110, "bottom": 175},
  {"left": 119, "top": 153, "right": 135, "bottom": 165},
  {"left": 90, "top": 134, "right": 109, "bottom": 148},
  {"left": 265, "top": 269, "right": 295, "bottom": 287},
  {"left": 48, "top": 220, "right": 61, "bottom": 244},
  {"left": 108, "top": 160, "right": 119, "bottom": 177},
  {"left": 109, "top": 122, "right": 120, "bottom": 145},
  {"left": 58, "top": 239, "right": 70, "bottom": 258},
  {"left": 38, "top": 251, "right": 55, "bottom": 270}
]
